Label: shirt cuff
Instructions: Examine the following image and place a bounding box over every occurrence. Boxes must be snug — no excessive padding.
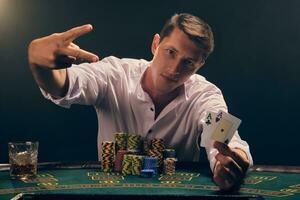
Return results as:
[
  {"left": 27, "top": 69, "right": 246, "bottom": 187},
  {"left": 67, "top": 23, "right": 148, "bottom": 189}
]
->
[{"left": 39, "top": 68, "right": 81, "bottom": 108}]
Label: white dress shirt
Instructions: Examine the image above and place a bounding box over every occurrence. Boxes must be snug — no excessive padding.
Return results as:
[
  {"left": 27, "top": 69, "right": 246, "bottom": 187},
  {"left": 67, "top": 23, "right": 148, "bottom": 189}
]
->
[{"left": 41, "top": 56, "right": 253, "bottom": 171}]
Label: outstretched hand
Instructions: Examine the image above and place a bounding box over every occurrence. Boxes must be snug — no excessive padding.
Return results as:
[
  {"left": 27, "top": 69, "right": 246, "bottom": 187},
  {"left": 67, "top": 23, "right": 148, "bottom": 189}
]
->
[
  {"left": 213, "top": 141, "right": 250, "bottom": 191},
  {"left": 28, "top": 24, "right": 99, "bottom": 69}
]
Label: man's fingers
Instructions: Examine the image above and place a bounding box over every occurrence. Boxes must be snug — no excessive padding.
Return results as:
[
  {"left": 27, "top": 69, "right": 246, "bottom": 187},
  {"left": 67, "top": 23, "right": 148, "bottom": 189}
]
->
[
  {"left": 54, "top": 55, "right": 76, "bottom": 69},
  {"left": 58, "top": 47, "right": 99, "bottom": 62},
  {"left": 213, "top": 141, "right": 248, "bottom": 171},
  {"left": 215, "top": 153, "right": 243, "bottom": 179},
  {"left": 215, "top": 162, "right": 235, "bottom": 184},
  {"left": 213, "top": 162, "right": 234, "bottom": 190},
  {"left": 70, "top": 42, "right": 80, "bottom": 49},
  {"left": 214, "top": 141, "right": 232, "bottom": 155},
  {"left": 63, "top": 24, "right": 93, "bottom": 43}
]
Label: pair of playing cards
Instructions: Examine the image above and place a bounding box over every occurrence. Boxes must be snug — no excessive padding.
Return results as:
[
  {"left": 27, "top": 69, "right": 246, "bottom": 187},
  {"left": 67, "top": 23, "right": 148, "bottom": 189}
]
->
[{"left": 200, "top": 110, "right": 241, "bottom": 147}]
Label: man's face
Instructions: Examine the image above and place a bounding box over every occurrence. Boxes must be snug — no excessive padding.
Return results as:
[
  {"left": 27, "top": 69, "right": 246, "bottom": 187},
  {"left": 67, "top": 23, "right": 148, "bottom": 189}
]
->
[{"left": 150, "top": 28, "right": 205, "bottom": 95}]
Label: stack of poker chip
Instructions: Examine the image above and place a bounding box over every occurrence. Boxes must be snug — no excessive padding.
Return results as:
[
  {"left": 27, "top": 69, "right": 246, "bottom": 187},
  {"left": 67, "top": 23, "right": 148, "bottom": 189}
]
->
[
  {"left": 101, "top": 141, "right": 115, "bottom": 172},
  {"left": 163, "top": 149, "right": 177, "bottom": 175},
  {"left": 115, "top": 132, "right": 127, "bottom": 152},
  {"left": 150, "top": 138, "right": 165, "bottom": 150},
  {"left": 163, "top": 158, "right": 177, "bottom": 175},
  {"left": 113, "top": 133, "right": 178, "bottom": 176},
  {"left": 122, "top": 154, "right": 132, "bottom": 175},
  {"left": 121, "top": 154, "right": 145, "bottom": 176},
  {"left": 147, "top": 138, "right": 165, "bottom": 170},
  {"left": 148, "top": 149, "right": 163, "bottom": 170},
  {"left": 141, "top": 156, "right": 158, "bottom": 177},
  {"left": 127, "top": 134, "right": 141, "bottom": 152},
  {"left": 114, "top": 150, "right": 128, "bottom": 172},
  {"left": 131, "top": 155, "right": 144, "bottom": 175}
]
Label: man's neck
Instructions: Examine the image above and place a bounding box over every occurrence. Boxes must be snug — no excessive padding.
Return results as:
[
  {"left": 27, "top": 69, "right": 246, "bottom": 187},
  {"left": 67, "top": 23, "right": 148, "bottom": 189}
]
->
[{"left": 141, "top": 68, "right": 180, "bottom": 118}]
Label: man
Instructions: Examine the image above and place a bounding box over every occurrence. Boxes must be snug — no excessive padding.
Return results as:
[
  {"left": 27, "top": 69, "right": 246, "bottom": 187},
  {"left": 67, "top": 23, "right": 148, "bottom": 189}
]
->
[{"left": 28, "top": 13, "right": 252, "bottom": 190}]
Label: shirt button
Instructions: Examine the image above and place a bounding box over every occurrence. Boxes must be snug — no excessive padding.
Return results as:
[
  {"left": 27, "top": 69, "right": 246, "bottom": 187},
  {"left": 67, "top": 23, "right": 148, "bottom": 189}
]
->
[
  {"left": 148, "top": 129, "right": 152, "bottom": 134},
  {"left": 150, "top": 107, "right": 154, "bottom": 111}
]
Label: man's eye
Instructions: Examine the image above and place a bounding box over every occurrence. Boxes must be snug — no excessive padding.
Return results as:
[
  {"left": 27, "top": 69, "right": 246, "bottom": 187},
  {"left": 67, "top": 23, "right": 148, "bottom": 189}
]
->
[
  {"left": 166, "top": 49, "right": 175, "bottom": 55},
  {"left": 183, "top": 60, "right": 194, "bottom": 66}
]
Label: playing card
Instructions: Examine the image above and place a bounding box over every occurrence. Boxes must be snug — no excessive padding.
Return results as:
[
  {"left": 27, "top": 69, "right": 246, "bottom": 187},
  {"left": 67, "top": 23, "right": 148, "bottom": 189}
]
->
[
  {"left": 200, "top": 111, "right": 218, "bottom": 147},
  {"left": 211, "top": 111, "right": 241, "bottom": 144}
]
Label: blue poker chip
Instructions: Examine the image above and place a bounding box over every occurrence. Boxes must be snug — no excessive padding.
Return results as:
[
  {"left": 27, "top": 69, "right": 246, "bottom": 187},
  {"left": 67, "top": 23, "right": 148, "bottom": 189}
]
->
[
  {"left": 140, "top": 169, "right": 155, "bottom": 177},
  {"left": 163, "top": 149, "right": 176, "bottom": 158},
  {"left": 143, "top": 156, "right": 158, "bottom": 169}
]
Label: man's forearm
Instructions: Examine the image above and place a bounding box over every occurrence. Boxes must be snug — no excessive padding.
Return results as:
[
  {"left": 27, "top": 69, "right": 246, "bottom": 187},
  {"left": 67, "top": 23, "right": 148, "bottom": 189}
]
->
[{"left": 30, "top": 65, "right": 68, "bottom": 97}]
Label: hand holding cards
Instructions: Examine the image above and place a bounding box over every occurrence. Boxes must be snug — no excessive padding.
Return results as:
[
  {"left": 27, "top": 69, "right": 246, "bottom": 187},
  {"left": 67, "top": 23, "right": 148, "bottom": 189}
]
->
[{"left": 200, "top": 111, "right": 241, "bottom": 147}]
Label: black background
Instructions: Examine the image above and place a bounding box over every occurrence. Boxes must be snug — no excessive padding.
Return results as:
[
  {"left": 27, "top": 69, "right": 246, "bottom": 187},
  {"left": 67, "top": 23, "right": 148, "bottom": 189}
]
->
[{"left": 1, "top": 0, "right": 299, "bottom": 165}]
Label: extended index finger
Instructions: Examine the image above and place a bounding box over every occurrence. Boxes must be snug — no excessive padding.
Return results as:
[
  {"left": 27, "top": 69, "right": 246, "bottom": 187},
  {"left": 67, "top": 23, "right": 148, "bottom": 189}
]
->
[
  {"left": 63, "top": 24, "right": 93, "bottom": 42},
  {"left": 58, "top": 47, "right": 99, "bottom": 62}
]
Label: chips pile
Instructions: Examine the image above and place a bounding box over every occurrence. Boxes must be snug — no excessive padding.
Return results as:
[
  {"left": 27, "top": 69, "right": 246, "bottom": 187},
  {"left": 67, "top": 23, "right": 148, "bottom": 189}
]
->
[
  {"left": 162, "top": 148, "right": 177, "bottom": 175},
  {"left": 131, "top": 155, "right": 144, "bottom": 175},
  {"left": 121, "top": 154, "right": 145, "bottom": 175},
  {"left": 100, "top": 133, "right": 177, "bottom": 176},
  {"left": 163, "top": 158, "right": 177, "bottom": 175},
  {"left": 122, "top": 154, "right": 132, "bottom": 175},
  {"left": 127, "top": 134, "right": 141, "bottom": 151},
  {"left": 147, "top": 138, "right": 165, "bottom": 171},
  {"left": 141, "top": 156, "right": 158, "bottom": 177},
  {"left": 101, "top": 141, "right": 115, "bottom": 172},
  {"left": 114, "top": 150, "right": 127, "bottom": 172},
  {"left": 115, "top": 133, "right": 127, "bottom": 151}
]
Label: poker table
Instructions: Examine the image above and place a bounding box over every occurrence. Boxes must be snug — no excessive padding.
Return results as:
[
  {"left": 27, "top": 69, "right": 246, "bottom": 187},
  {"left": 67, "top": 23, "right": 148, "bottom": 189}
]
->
[{"left": 0, "top": 162, "right": 299, "bottom": 200}]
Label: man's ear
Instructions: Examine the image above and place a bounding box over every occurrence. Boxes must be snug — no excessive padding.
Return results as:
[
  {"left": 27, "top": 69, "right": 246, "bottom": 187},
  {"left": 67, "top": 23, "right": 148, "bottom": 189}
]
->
[{"left": 151, "top": 34, "right": 160, "bottom": 55}]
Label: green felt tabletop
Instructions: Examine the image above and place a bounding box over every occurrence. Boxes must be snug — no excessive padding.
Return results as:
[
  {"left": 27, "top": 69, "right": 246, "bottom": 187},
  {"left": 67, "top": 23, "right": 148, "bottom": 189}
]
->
[{"left": 0, "top": 163, "right": 299, "bottom": 200}]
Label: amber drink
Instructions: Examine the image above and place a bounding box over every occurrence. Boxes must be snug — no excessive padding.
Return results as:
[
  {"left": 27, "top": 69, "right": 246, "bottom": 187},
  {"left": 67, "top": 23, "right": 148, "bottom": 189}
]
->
[{"left": 8, "top": 142, "right": 38, "bottom": 180}]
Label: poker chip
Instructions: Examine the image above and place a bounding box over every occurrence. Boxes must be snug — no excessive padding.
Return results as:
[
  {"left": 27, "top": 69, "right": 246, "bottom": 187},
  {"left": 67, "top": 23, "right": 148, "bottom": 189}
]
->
[
  {"left": 163, "top": 158, "right": 177, "bottom": 175},
  {"left": 121, "top": 154, "right": 144, "bottom": 176},
  {"left": 122, "top": 154, "right": 132, "bottom": 175},
  {"left": 101, "top": 141, "right": 115, "bottom": 172},
  {"left": 148, "top": 149, "right": 163, "bottom": 169},
  {"left": 163, "top": 149, "right": 176, "bottom": 159},
  {"left": 131, "top": 155, "right": 144, "bottom": 175},
  {"left": 147, "top": 139, "right": 165, "bottom": 171},
  {"left": 127, "top": 134, "right": 141, "bottom": 151},
  {"left": 140, "top": 169, "right": 155, "bottom": 177},
  {"left": 150, "top": 138, "right": 165, "bottom": 151},
  {"left": 115, "top": 132, "right": 127, "bottom": 151},
  {"left": 114, "top": 150, "right": 128, "bottom": 172},
  {"left": 143, "top": 156, "right": 158, "bottom": 174}
]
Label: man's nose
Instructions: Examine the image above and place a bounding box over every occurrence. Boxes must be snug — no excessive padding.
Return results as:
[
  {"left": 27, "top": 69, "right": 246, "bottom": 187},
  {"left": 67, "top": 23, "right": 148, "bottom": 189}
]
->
[{"left": 166, "top": 60, "right": 181, "bottom": 74}]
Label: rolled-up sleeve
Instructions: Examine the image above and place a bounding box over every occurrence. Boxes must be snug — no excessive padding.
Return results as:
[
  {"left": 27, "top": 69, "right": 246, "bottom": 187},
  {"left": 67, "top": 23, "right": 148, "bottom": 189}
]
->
[{"left": 40, "top": 58, "right": 116, "bottom": 108}]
